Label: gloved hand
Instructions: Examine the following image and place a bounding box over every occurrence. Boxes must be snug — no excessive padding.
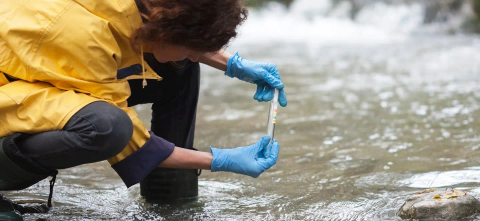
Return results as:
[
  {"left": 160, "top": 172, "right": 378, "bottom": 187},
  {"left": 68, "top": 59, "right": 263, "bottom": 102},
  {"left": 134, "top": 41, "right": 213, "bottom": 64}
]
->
[
  {"left": 225, "top": 53, "right": 287, "bottom": 107},
  {"left": 210, "top": 135, "right": 280, "bottom": 178}
]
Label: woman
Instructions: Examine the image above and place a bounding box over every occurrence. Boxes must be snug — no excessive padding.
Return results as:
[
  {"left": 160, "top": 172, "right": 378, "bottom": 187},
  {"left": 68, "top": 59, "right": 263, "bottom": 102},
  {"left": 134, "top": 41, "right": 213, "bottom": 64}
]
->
[{"left": 0, "top": 0, "right": 287, "bottom": 217}]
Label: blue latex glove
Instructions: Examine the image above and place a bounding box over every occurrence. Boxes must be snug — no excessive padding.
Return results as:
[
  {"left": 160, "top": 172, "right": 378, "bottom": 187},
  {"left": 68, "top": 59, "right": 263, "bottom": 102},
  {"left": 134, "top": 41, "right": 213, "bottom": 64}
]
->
[
  {"left": 210, "top": 135, "right": 280, "bottom": 178},
  {"left": 225, "top": 53, "right": 288, "bottom": 107}
]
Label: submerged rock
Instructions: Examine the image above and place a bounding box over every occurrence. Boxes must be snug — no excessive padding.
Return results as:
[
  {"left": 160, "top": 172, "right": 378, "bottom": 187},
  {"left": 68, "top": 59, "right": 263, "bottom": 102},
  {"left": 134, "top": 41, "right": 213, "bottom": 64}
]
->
[{"left": 398, "top": 189, "right": 480, "bottom": 220}]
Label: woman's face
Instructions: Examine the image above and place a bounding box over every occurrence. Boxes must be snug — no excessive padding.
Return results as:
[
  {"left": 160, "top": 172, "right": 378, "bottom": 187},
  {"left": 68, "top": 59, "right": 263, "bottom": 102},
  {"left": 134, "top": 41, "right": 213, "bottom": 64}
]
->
[{"left": 152, "top": 43, "right": 202, "bottom": 63}]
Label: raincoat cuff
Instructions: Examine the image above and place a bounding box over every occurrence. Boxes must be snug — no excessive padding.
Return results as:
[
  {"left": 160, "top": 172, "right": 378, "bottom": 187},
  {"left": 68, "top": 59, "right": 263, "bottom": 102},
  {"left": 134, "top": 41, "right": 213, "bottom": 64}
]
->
[{"left": 112, "top": 132, "right": 175, "bottom": 188}]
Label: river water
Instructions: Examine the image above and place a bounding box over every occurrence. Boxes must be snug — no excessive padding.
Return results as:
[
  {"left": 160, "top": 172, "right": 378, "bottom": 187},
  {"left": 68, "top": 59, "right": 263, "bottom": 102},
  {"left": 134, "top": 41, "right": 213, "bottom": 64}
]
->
[{"left": 6, "top": 0, "right": 480, "bottom": 220}]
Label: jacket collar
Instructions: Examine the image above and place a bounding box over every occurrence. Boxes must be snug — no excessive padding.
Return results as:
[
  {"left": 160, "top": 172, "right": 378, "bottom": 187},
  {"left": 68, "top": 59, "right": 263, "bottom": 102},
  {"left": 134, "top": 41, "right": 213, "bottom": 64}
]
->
[
  {"left": 119, "top": 0, "right": 143, "bottom": 36},
  {"left": 119, "top": 0, "right": 153, "bottom": 52}
]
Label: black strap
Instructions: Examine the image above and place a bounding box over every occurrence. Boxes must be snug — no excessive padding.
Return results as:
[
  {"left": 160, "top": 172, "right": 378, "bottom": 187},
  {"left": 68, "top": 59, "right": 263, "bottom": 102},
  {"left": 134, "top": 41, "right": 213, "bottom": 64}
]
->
[
  {"left": 47, "top": 174, "right": 57, "bottom": 208},
  {"left": 189, "top": 147, "right": 202, "bottom": 176}
]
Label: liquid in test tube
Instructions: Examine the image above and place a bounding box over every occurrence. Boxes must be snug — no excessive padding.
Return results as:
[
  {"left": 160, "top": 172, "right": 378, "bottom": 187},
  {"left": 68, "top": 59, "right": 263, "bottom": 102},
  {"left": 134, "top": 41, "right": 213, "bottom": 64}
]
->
[{"left": 267, "top": 89, "right": 279, "bottom": 143}]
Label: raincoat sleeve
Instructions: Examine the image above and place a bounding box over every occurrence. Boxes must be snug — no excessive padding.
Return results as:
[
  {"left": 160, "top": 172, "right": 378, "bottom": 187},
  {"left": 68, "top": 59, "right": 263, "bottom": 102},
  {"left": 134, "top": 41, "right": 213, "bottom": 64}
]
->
[{"left": 109, "top": 108, "right": 175, "bottom": 188}]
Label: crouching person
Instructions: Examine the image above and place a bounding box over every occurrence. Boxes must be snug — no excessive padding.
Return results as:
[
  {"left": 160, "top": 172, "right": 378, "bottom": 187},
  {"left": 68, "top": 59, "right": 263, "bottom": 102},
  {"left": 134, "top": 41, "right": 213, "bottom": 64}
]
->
[{"left": 0, "top": 0, "right": 286, "bottom": 218}]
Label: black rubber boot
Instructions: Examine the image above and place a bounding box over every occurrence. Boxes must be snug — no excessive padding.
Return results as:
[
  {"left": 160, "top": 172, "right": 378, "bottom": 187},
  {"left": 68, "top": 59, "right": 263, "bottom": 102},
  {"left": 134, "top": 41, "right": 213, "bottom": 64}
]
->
[
  {"left": 0, "top": 134, "right": 58, "bottom": 216},
  {"left": 140, "top": 168, "right": 199, "bottom": 202},
  {"left": 0, "top": 194, "right": 23, "bottom": 221}
]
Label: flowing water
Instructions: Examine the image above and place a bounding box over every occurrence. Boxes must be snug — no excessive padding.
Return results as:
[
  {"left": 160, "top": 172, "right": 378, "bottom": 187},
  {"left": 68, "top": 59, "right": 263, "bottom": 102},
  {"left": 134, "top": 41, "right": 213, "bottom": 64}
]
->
[{"left": 5, "top": 0, "right": 480, "bottom": 220}]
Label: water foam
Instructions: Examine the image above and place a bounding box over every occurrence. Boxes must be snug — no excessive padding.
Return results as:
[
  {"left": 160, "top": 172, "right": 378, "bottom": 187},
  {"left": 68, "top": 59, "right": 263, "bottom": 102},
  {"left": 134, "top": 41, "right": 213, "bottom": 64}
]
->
[{"left": 232, "top": 0, "right": 426, "bottom": 49}]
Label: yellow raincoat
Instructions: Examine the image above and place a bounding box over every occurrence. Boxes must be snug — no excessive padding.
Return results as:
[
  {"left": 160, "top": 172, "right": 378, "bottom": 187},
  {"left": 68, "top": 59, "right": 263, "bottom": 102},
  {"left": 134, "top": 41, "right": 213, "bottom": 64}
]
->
[{"left": 0, "top": 0, "right": 170, "bottom": 186}]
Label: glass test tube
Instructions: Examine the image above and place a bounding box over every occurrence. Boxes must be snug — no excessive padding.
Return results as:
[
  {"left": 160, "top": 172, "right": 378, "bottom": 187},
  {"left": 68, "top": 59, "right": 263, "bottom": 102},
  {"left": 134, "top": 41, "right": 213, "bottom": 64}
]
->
[{"left": 267, "top": 89, "right": 279, "bottom": 143}]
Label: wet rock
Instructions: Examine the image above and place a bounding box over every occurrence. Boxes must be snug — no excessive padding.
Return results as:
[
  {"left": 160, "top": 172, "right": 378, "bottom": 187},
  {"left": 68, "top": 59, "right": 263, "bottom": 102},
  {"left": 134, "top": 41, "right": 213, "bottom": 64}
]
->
[{"left": 398, "top": 189, "right": 480, "bottom": 220}]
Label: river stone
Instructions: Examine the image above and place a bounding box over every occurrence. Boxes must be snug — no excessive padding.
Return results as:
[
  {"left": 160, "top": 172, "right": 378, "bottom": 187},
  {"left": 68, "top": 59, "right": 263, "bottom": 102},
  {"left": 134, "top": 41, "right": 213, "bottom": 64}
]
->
[{"left": 397, "top": 189, "right": 480, "bottom": 220}]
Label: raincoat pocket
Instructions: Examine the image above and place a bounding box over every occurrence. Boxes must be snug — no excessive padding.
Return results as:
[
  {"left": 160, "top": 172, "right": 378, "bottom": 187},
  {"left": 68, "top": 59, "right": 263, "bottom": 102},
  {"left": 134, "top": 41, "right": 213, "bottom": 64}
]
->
[
  {"left": 0, "top": 80, "right": 99, "bottom": 137},
  {"left": 0, "top": 81, "right": 40, "bottom": 105}
]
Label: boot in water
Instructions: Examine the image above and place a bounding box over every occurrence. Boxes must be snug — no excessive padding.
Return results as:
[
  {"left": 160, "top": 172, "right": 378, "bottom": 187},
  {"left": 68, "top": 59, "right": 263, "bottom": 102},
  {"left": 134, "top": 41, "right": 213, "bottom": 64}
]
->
[
  {"left": 0, "top": 193, "right": 23, "bottom": 221},
  {"left": 140, "top": 167, "right": 200, "bottom": 202}
]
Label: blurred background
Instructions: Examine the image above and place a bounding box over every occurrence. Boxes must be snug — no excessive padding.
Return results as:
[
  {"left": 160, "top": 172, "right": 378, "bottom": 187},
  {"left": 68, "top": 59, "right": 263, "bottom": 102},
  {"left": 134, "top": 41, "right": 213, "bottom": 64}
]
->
[{"left": 8, "top": 0, "right": 480, "bottom": 220}]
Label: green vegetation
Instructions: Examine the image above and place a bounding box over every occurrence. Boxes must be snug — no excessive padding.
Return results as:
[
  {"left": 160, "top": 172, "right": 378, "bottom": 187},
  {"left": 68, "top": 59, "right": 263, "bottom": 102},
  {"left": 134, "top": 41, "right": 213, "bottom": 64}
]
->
[
  {"left": 474, "top": 0, "right": 480, "bottom": 15},
  {"left": 463, "top": 0, "right": 480, "bottom": 33},
  {"left": 246, "top": 0, "right": 294, "bottom": 8}
]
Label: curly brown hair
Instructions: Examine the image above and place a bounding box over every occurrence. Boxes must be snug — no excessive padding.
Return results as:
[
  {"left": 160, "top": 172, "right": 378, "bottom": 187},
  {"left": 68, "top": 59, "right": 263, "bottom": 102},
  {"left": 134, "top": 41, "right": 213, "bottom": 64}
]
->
[{"left": 133, "top": 0, "right": 248, "bottom": 52}]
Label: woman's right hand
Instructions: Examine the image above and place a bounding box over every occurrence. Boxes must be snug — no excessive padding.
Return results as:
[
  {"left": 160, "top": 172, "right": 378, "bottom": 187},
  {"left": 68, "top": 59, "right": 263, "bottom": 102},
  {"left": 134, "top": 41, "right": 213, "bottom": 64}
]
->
[{"left": 210, "top": 135, "right": 280, "bottom": 178}]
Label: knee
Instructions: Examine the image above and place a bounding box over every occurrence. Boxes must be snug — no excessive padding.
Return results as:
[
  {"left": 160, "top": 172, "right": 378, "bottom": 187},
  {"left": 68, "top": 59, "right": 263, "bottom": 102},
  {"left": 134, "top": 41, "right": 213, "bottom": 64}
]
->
[
  {"left": 104, "top": 108, "right": 133, "bottom": 158},
  {"left": 85, "top": 102, "right": 133, "bottom": 159}
]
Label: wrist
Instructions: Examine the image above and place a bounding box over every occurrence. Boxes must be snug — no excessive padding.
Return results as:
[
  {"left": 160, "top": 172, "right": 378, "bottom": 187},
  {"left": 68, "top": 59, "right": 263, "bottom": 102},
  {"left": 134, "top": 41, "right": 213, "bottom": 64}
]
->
[
  {"left": 199, "top": 50, "right": 232, "bottom": 71},
  {"left": 225, "top": 52, "right": 240, "bottom": 78},
  {"left": 204, "top": 152, "right": 213, "bottom": 170},
  {"left": 210, "top": 147, "right": 229, "bottom": 172}
]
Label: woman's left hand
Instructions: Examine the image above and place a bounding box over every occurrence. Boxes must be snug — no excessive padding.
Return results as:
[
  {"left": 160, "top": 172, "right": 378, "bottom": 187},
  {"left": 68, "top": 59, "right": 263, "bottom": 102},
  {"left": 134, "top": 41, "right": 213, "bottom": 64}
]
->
[
  {"left": 225, "top": 53, "right": 287, "bottom": 107},
  {"left": 210, "top": 135, "right": 280, "bottom": 178}
]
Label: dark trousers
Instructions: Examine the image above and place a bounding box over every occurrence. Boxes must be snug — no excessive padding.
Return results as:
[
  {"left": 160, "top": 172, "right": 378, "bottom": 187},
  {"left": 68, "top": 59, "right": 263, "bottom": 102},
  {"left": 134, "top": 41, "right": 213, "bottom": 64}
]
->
[{"left": 18, "top": 54, "right": 199, "bottom": 171}]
